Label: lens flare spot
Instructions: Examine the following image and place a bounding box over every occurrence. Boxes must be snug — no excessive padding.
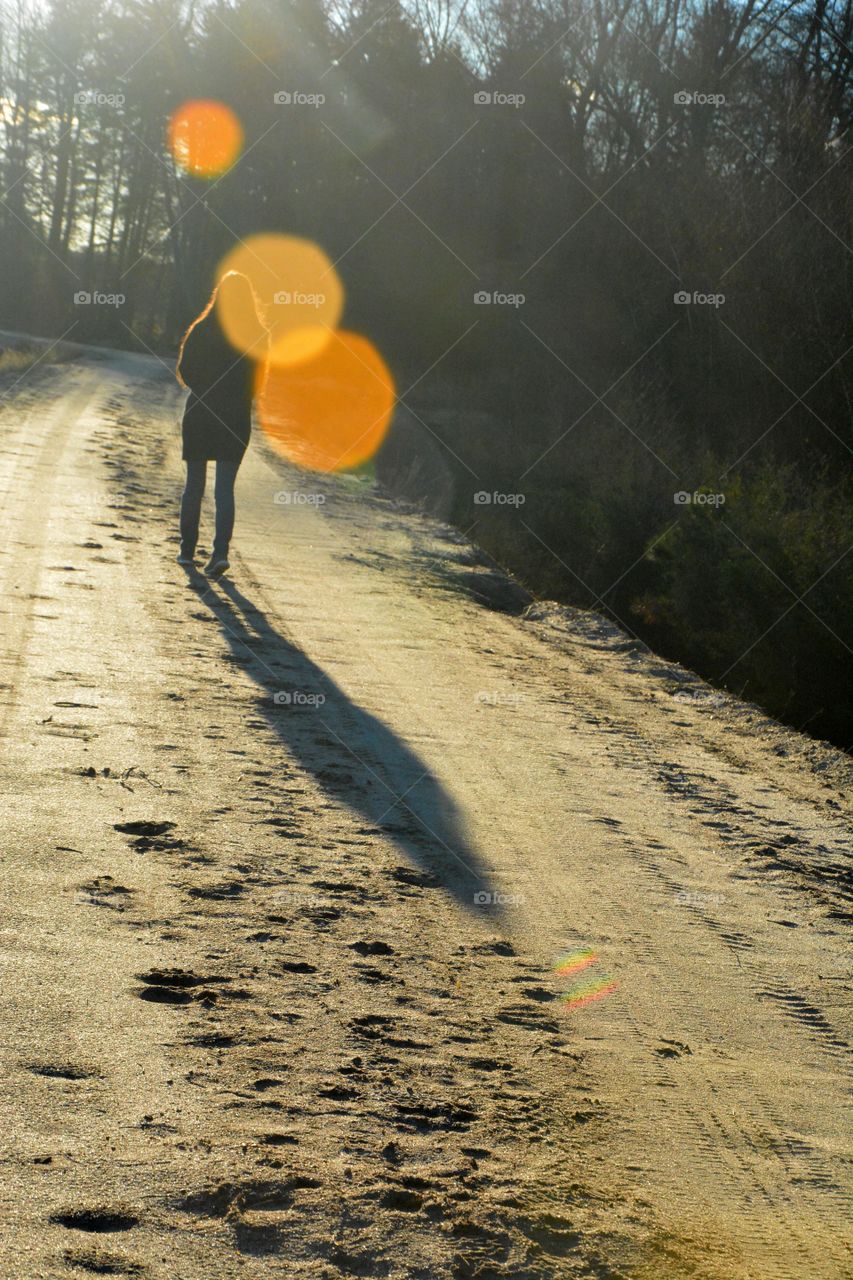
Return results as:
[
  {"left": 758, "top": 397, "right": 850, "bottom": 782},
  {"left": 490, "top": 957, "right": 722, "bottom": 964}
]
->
[
  {"left": 217, "top": 234, "right": 344, "bottom": 366},
  {"left": 258, "top": 330, "right": 395, "bottom": 473},
  {"left": 270, "top": 325, "right": 331, "bottom": 368},
  {"left": 168, "top": 100, "right": 243, "bottom": 178}
]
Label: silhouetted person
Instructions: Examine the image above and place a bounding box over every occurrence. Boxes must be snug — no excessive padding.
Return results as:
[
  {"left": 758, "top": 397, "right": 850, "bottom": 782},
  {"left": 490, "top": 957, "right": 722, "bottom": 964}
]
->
[{"left": 175, "top": 271, "right": 268, "bottom": 575}]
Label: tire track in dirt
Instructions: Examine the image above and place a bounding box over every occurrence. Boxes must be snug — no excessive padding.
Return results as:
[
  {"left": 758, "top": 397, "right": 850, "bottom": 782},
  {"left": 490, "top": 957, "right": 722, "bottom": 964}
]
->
[
  {"left": 549, "top": 713, "right": 850, "bottom": 1273},
  {"left": 0, "top": 369, "right": 100, "bottom": 740}
]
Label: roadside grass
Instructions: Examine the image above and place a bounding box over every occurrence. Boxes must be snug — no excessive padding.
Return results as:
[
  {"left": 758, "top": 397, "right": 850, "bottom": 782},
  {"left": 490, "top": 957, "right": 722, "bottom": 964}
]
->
[
  {"left": 0, "top": 337, "right": 76, "bottom": 373},
  {"left": 0, "top": 340, "right": 74, "bottom": 386},
  {"left": 0, "top": 345, "right": 44, "bottom": 375}
]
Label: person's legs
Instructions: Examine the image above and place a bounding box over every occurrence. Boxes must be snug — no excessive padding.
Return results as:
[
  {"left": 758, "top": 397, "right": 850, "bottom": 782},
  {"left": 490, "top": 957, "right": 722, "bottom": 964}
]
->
[
  {"left": 212, "top": 458, "right": 240, "bottom": 560},
  {"left": 179, "top": 459, "right": 207, "bottom": 558}
]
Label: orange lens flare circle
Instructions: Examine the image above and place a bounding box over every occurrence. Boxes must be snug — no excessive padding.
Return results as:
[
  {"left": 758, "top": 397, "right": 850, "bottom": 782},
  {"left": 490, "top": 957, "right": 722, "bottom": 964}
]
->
[
  {"left": 168, "top": 100, "right": 243, "bottom": 178},
  {"left": 258, "top": 331, "right": 395, "bottom": 473},
  {"left": 216, "top": 234, "right": 344, "bottom": 366}
]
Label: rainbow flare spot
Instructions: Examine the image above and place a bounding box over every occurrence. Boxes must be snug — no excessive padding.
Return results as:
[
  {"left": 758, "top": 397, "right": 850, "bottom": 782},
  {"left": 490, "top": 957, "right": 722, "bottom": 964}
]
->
[
  {"left": 553, "top": 948, "right": 597, "bottom": 978},
  {"left": 559, "top": 975, "right": 618, "bottom": 1010},
  {"left": 552, "top": 946, "right": 618, "bottom": 1011}
]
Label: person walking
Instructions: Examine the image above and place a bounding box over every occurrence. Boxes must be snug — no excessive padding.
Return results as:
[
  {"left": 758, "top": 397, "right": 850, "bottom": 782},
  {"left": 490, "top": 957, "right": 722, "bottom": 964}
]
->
[{"left": 175, "top": 271, "right": 268, "bottom": 575}]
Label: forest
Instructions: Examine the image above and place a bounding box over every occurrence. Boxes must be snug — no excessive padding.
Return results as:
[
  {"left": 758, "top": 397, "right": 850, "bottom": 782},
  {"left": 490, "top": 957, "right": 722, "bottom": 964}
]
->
[{"left": 1, "top": 0, "right": 850, "bottom": 743}]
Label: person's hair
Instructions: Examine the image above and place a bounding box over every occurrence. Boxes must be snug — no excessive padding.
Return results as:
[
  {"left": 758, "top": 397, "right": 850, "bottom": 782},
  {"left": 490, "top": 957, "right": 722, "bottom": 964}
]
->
[{"left": 176, "top": 270, "right": 267, "bottom": 389}]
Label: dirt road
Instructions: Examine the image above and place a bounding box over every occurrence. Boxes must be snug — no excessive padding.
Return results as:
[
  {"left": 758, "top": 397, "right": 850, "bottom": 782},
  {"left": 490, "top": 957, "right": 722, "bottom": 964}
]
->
[{"left": 0, "top": 348, "right": 850, "bottom": 1279}]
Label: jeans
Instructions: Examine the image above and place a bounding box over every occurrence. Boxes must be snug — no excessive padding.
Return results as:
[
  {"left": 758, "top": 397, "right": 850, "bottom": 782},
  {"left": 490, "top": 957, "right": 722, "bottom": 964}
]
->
[{"left": 180, "top": 458, "right": 240, "bottom": 560}]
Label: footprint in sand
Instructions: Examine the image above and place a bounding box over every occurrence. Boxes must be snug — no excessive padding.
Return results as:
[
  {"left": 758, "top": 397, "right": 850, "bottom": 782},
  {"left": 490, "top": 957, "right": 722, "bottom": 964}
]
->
[{"left": 51, "top": 1207, "right": 139, "bottom": 1232}]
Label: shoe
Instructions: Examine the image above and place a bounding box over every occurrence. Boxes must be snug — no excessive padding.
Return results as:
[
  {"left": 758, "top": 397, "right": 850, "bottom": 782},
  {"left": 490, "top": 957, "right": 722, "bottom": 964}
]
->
[
  {"left": 204, "top": 555, "right": 229, "bottom": 576},
  {"left": 177, "top": 552, "right": 194, "bottom": 565}
]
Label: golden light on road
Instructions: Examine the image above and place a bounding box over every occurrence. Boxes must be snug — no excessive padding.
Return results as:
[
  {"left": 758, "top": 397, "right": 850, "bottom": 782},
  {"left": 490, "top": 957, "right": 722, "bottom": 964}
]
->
[
  {"left": 216, "top": 234, "right": 344, "bottom": 367},
  {"left": 257, "top": 330, "right": 395, "bottom": 472},
  {"left": 168, "top": 100, "right": 244, "bottom": 178}
]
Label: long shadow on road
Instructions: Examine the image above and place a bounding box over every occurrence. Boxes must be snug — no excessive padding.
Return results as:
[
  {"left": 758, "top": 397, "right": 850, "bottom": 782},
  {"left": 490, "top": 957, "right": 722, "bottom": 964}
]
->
[{"left": 189, "top": 571, "right": 502, "bottom": 918}]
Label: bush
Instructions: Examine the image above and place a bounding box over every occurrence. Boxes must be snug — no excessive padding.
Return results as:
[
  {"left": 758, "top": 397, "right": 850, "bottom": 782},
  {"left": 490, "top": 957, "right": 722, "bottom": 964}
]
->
[{"left": 636, "top": 465, "right": 852, "bottom": 741}]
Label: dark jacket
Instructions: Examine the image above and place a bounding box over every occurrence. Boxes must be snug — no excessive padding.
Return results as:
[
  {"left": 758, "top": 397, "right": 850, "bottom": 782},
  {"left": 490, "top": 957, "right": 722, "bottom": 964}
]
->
[{"left": 178, "top": 312, "right": 259, "bottom": 462}]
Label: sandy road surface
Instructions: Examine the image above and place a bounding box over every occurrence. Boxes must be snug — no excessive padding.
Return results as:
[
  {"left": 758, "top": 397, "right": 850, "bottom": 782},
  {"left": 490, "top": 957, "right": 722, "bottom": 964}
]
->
[{"left": 0, "top": 349, "right": 850, "bottom": 1280}]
